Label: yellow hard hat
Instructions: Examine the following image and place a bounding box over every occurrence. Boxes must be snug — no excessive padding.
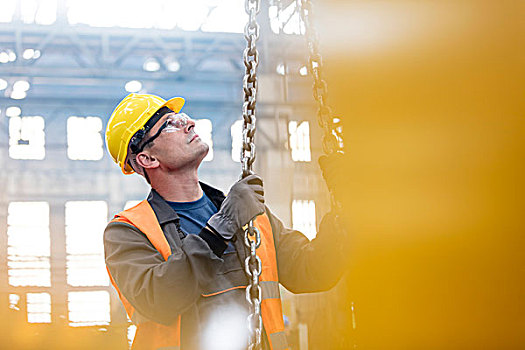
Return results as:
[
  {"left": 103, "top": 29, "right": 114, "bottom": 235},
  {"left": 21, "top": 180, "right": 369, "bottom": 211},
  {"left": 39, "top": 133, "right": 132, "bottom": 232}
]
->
[{"left": 106, "top": 93, "right": 185, "bottom": 174}]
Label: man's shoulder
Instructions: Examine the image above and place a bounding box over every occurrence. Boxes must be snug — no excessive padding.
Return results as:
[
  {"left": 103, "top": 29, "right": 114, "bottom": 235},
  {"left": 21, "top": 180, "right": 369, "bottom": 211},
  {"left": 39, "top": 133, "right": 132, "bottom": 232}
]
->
[{"left": 104, "top": 220, "right": 146, "bottom": 244}]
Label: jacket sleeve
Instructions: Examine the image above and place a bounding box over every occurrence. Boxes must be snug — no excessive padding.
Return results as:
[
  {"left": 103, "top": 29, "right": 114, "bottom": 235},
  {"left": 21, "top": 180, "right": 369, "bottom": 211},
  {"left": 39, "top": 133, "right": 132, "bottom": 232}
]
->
[
  {"left": 268, "top": 209, "right": 349, "bottom": 293},
  {"left": 104, "top": 221, "right": 226, "bottom": 326}
]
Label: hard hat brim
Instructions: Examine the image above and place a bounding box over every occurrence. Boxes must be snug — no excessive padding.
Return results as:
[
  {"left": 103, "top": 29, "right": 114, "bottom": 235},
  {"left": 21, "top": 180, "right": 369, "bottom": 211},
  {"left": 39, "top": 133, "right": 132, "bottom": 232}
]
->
[
  {"left": 163, "top": 97, "right": 186, "bottom": 115},
  {"left": 121, "top": 96, "right": 186, "bottom": 174}
]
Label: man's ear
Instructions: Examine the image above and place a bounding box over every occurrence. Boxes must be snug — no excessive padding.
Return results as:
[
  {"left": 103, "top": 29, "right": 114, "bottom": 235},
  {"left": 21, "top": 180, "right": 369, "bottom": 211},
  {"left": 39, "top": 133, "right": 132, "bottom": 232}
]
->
[{"left": 135, "top": 152, "right": 159, "bottom": 170}]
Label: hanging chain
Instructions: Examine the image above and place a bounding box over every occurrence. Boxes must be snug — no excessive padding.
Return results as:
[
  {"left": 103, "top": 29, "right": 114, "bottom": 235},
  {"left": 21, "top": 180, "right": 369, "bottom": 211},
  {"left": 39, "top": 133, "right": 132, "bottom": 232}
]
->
[
  {"left": 299, "top": 1, "right": 353, "bottom": 341},
  {"left": 299, "top": 0, "right": 344, "bottom": 155},
  {"left": 242, "top": 0, "right": 262, "bottom": 349},
  {"left": 299, "top": 0, "right": 344, "bottom": 214}
]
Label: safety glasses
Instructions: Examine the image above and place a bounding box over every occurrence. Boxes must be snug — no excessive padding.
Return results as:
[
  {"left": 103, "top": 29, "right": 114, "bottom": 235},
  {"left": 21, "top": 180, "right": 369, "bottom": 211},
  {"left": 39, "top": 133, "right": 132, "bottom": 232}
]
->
[
  {"left": 131, "top": 113, "right": 191, "bottom": 153},
  {"left": 159, "top": 113, "right": 191, "bottom": 133}
]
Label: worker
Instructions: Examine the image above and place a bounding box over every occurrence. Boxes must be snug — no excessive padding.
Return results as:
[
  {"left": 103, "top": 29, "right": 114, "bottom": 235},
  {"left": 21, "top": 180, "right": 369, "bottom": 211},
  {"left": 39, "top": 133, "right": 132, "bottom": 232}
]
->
[{"left": 104, "top": 93, "right": 348, "bottom": 350}]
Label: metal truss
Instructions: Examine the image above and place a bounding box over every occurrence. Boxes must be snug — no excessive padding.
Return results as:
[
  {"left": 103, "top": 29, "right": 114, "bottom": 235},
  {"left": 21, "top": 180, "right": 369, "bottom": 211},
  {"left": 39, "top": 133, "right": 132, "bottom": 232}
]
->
[
  {"left": 0, "top": 2, "right": 315, "bottom": 151},
  {"left": 0, "top": 23, "right": 249, "bottom": 79},
  {"left": 0, "top": 19, "right": 306, "bottom": 79},
  {"left": 0, "top": 25, "right": 310, "bottom": 111}
]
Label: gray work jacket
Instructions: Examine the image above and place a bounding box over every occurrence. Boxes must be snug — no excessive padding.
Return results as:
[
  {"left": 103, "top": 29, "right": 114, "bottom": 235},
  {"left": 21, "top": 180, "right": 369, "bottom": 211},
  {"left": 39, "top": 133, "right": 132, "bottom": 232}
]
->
[{"left": 104, "top": 182, "right": 347, "bottom": 350}]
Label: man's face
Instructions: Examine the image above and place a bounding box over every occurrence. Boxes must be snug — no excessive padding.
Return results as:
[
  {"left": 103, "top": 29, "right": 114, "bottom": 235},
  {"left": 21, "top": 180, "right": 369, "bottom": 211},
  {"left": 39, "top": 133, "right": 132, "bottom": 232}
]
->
[{"left": 140, "top": 112, "right": 209, "bottom": 172}]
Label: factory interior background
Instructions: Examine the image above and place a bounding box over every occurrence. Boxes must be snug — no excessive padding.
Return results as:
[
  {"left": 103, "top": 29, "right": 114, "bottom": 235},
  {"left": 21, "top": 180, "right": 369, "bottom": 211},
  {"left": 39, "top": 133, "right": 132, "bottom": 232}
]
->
[{"left": 0, "top": 0, "right": 523, "bottom": 349}]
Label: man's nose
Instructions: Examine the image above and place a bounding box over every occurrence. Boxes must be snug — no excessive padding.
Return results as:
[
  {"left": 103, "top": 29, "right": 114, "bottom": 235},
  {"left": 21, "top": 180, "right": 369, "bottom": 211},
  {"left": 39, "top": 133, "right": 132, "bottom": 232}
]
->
[{"left": 184, "top": 118, "right": 195, "bottom": 133}]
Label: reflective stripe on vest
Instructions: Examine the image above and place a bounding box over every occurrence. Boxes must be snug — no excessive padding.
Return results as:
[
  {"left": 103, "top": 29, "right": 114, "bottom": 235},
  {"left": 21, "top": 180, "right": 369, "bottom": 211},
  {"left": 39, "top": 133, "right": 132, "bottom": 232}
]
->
[
  {"left": 253, "top": 213, "right": 289, "bottom": 350},
  {"left": 261, "top": 281, "right": 280, "bottom": 300},
  {"left": 270, "top": 331, "right": 289, "bottom": 350},
  {"left": 108, "top": 200, "right": 288, "bottom": 350}
]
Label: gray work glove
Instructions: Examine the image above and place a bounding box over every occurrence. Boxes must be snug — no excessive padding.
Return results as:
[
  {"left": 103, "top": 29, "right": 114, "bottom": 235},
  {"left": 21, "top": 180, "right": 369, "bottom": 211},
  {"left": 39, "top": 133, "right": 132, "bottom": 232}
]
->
[
  {"left": 318, "top": 152, "right": 345, "bottom": 193},
  {"left": 207, "top": 174, "right": 265, "bottom": 240},
  {"left": 318, "top": 152, "right": 347, "bottom": 204}
]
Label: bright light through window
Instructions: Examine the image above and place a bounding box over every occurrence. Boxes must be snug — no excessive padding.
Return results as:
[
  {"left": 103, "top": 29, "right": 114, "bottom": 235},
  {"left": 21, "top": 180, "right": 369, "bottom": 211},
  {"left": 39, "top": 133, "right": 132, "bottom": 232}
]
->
[
  {"left": 201, "top": 1, "right": 246, "bottom": 33},
  {"left": 21, "top": 0, "right": 57, "bottom": 25},
  {"left": 9, "top": 116, "right": 45, "bottom": 160},
  {"left": 288, "top": 121, "right": 311, "bottom": 162},
  {"left": 9, "top": 294, "right": 21, "bottom": 311},
  {"left": 68, "top": 291, "right": 110, "bottom": 327},
  {"left": 65, "top": 201, "right": 109, "bottom": 286},
  {"left": 231, "top": 119, "right": 243, "bottom": 162},
  {"left": 194, "top": 119, "right": 213, "bottom": 162},
  {"left": 269, "top": 3, "right": 304, "bottom": 35},
  {"left": 0, "top": 0, "right": 17, "bottom": 23},
  {"left": 27, "top": 293, "right": 51, "bottom": 323},
  {"left": 67, "top": 0, "right": 174, "bottom": 29},
  {"left": 67, "top": 116, "right": 104, "bottom": 160},
  {"left": 292, "top": 200, "right": 316, "bottom": 241},
  {"left": 66, "top": 0, "right": 245, "bottom": 32},
  {"left": 124, "top": 200, "right": 141, "bottom": 210},
  {"left": 128, "top": 325, "right": 137, "bottom": 348},
  {"left": 8, "top": 202, "right": 51, "bottom": 287}
]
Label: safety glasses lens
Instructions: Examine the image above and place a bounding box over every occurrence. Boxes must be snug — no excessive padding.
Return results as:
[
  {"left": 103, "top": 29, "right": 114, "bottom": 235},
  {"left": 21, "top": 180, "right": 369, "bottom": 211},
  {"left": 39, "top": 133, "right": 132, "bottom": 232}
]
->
[{"left": 164, "top": 113, "right": 189, "bottom": 132}]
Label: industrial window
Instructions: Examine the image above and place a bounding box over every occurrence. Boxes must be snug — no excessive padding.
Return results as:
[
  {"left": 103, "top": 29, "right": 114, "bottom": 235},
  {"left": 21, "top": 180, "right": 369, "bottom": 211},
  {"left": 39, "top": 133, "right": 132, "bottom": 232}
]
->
[
  {"left": 67, "top": 116, "right": 104, "bottom": 160},
  {"left": 68, "top": 291, "right": 110, "bottom": 327},
  {"left": 22, "top": 0, "right": 57, "bottom": 24},
  {"left": 65, "top": 201, "right": 109, "bottom": 287},
  {"left": 194, "top": 119, "right": 213, "bottom": 162},
  {"left": 231, "top": 119, "right": 243, "bottom": 162},
  {"left": 9, "top": 116, "right": 45, "bottom": 160},
  {"left": 0, "top": 1, "right": 15, "bottom": 23},
  {"left": 292, "top": 200, "right": 317, "bottom": 241},
  {"left": 7, "top": 202, "right": 51, "bottom": 287},
  {"left": 269, "top": 2, "right": 304, "bottom": 35},
  {"left": 200, "top": 1, "right": 246, "bottom": 33},
  {"left": 288, "top": 121, "right": 311, "bottom": 162},
  {"left": 9, "top": 294, "right": 21, "bottom": 311},
  {"left": 0, "top": 0, "right": 56, "bottom": 24},
  {"left": 27, "top": 292, "right": 52, "bottom": 323},
  {"left": 66, "top": 0, "right": 245, "bottom": 33}
]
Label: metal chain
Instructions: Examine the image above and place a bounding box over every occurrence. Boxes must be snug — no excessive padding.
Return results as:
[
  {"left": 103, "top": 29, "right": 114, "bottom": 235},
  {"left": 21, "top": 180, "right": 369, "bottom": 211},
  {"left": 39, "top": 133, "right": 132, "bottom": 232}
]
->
[
  {"left": 242, "top": 0, "right": 262, "bottom": 349},
  {"left": 299, "top": 1, "right": 353, "bottom": 342},
  {"left": 299, "top": 0, "right": 344, "bottom": 155},
  {"left": 299, "top": 0, "right": 344, "bottom": 213}
]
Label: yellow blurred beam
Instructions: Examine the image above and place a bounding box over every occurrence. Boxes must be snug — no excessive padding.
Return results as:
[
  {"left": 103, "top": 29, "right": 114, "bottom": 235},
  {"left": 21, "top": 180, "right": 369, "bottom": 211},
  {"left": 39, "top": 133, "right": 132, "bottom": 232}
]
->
[{"left": 307, "top": 0, "right": 524, "bottom": 348}]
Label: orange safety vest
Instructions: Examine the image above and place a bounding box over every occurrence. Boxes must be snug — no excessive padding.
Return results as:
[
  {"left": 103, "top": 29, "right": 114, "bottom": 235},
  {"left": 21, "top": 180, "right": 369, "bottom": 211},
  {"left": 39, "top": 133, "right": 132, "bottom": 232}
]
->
[{"left": 107, "top": 200, "right": 289, "bottom": 350}]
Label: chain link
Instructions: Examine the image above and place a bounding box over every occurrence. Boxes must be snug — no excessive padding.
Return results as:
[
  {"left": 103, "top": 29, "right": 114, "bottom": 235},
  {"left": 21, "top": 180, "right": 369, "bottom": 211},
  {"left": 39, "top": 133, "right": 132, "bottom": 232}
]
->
[
  {"left": 299, "top": 0, "right": 345, "bottom": 213},
  {"left": 299, "top": 0, "right": 344, "bottom": 155},
  {"left": 242, "top": 0, "right": 262, "bottom": 349}
]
